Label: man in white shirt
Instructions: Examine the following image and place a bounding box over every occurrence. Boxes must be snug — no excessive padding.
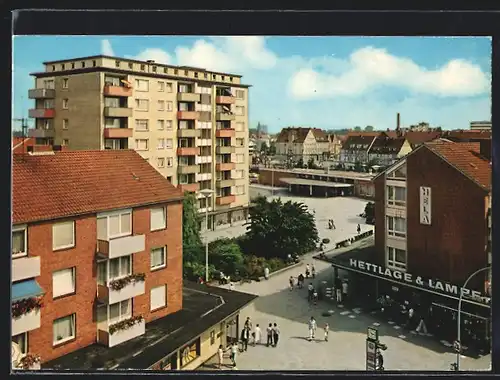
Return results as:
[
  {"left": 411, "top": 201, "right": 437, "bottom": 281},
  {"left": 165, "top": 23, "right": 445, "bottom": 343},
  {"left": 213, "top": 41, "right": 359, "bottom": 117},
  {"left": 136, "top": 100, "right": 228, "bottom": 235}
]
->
[{"left": 308, "top": 317, "right": 317, "bottom": 340}]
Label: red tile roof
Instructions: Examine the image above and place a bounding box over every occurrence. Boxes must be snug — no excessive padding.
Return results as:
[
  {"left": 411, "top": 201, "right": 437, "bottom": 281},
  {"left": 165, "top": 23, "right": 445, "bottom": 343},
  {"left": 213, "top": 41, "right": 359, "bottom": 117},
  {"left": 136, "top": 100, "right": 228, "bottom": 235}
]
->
[
  {"left": 369, "top": 135, "right": 407, "bottom": 154},
  {"left": 13, "top": 150, "right": 183, "bottom": 224},
  {"left": 276, "top": 127, "right": 312, "bottom": 143},
  {"left": 425, "top": 141, "right": 491, "bottom": 191},
  {"left": 404, "top": 131, "right": 442, "bottom": 147}
]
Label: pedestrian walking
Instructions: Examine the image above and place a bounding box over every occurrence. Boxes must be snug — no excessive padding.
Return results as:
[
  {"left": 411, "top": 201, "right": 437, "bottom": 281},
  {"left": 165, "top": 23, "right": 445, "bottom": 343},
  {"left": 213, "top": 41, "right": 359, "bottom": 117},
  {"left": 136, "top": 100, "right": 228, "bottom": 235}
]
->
[
  {"left": 253, "top": 324, "right": 262, "bottom": 345},
  {"left": 298, "top": 273, "right": 304, "bottom": 288},
  {"left": 266, "top": 323, "right": 273, "bottom": 347},
  {"left": 289, "top": 276, "right": 294, "bottom": 291},
  {"left": 308, "top": 283, "right": 314, "bottom": 302},
  {"left": 218, "top": 345, "right": 224, "bottom": 369},
  {"left": 230, "top": 342, "right": 238, "bottom": 367},
  {"left": 342, "top": 280, "right": 349, "bottom": 303},
  {"left": 305, "top": 264, "right": 310, "bottom": 279},
  {"left": 264, "top": 266, "right": 270, "bottom": 280},
  {"left": 331, "top": 219, "right": 336, "bottom": 229},
  {"left": 324, "top": 323, "right": 330, "bottom": 342},
  {"left": 311, "top": 264, "right": 316, "bottom": 279},
  {"left": 229, "top": 282, "right": 235, "bottom": 291},
  {"left": 335, "top": 276, "right": 342, "bottom": 303},
  {"left": 273, "top": 323, "right": 280, "bottom": 347},
  {"left": 357, "top": 224, "right": 361, "bottom": 234},
  {"left": 416, "top": 317, "right": 428, "bottom": 335},
  {"left": 244, "top": 317, "right": 253, "bottom": 331},
  {"left": 312, "top": 289, "right": 318, "bottom": 305},
  {"left": 240, "top": 327, "right": 249, "bottom": 351},
  {"left": 308, "top": 317, "right": 317, "bottom": 341}
]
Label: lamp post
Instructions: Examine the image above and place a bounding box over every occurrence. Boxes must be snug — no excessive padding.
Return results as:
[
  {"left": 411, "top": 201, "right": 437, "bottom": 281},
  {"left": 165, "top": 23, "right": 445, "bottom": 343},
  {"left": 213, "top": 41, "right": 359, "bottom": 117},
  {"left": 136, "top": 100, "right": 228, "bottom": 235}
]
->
[
  {"left": 199, "top": 189, "right": 214, "bottom": 283},
  {"left": 455, "top": 266, "right": 490, "bottom": 371}
]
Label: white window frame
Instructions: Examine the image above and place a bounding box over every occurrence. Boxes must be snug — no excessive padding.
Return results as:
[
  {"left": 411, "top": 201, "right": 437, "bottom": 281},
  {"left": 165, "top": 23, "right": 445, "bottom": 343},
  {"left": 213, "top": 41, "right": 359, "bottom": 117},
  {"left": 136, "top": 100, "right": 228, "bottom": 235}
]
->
[
  {"left": 166, "top": 82, "right": 173, "bottom": 93},
  {"left": 387, "top": 216, "right": 406, "bottom": 238},
  {"left": 157, "top": 157, "right": 165, "bottom": 168},
  {"left": 150, "top": 284, "right": 167, "bottom": 311},
  {"left": 62, "top": 78, "right": 69, "bottom": 89},
  {"left": 150, "top": 207, "right": 167, "bottom": 231},
  {"left": 97, "top": 209, "right": 133, "bottom": 240},
  {"left": 158, "top": 81, "right": 165, "bottom": 92},
  {"left": 236, "top": 90, "right": 245, "bottom": 99},
  {"left": 157, "top": 138, "right": 165, "bottom": 150},
  {"left": 166, "top": 139, "right": 173, "bottom": 149},
  {"left": 62, "top": 119, "right": 69, "bottom": 130},
  {"left": 166, "top": 120, "right": 173, "bottom": 130},
  {"left": 108, "top": 299, "right": 132, "bottom": 326},
  {"left": 62, "top": 99, "right": 69, "bottom": 109},
  {"left": 52, "top": 267, "right": 76, "bottom": 298},
  {"left": 157, "top": 119, "right": 165, "bottom": 130},
  {"left": 107, "top": 255, "right": 132, "bottom": 282},
  {"left": 135, "top": 79, "right": 149, "bottom": 92},
  {"left": 135, "top": 119, "right": 149, "bottom": 131},
  {"left": 135, "top": 139, "right": 149, "bottom": 151},
  {"left": 52, "top": 220, "right": 75, "bottom": 251},
  {"left": 12, "top": 225, "right": 27, "bottom": 258},
  {"left": 53, "top": 314, "right": 76, "bottom": 346},
  {"left": 166, "top": 101, "right": 173, "bottom": 111},
  {"left": 135, "top": 99, "right": 149, "bottom": 111},
  {"left": 158, "top": 100, "right": 165, "bottom": 111},
  {"left": 386, "top": 185, "right": 406, "bottom": 207},
  {"left": 150, "top": 246, "right": 167, "bottom": 270},
  {"left": 386, "top": 246, "right": 407, "bottom": 271}
]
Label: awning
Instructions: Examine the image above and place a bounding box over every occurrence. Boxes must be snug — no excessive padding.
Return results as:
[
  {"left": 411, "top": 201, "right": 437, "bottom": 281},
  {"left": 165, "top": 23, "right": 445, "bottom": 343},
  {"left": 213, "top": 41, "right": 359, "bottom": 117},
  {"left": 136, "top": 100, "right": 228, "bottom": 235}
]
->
[{"left": 12, "top": 280, "right": 44, "bottom": 302}]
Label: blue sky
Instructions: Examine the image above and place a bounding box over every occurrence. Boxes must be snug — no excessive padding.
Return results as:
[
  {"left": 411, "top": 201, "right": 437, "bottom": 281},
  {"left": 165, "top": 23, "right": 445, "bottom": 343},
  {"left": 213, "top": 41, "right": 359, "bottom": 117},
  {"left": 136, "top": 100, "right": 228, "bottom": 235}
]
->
[{"left": 13, "top": 36, "right": 491, "bottom": 132}]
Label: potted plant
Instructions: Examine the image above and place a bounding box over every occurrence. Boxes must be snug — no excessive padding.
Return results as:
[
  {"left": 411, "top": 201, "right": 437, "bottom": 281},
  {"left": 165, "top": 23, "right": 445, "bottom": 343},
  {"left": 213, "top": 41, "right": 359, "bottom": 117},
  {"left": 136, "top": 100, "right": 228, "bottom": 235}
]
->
[
  {"left": 19, "top": 354, "right": 41, "bottom": 370},
  {"left": 12, "top": 297, "right": 43, "bottom": 319},
  {"left": 109, "top": 273, "right": 146, "bottom": 291},
  {"left": 109, "top": 315, "right": 144, "bottom": 335}
]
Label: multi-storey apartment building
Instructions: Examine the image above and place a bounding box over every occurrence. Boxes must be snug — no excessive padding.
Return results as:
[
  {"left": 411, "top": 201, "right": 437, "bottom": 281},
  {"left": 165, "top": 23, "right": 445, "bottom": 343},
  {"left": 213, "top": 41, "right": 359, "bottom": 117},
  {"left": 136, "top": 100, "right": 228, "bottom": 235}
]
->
[
  {"left": 27, "top": 55, "right": 250, "bottom": 230},
  {"left": 11, "top": 150, "right": 183, "bottom": 368}
]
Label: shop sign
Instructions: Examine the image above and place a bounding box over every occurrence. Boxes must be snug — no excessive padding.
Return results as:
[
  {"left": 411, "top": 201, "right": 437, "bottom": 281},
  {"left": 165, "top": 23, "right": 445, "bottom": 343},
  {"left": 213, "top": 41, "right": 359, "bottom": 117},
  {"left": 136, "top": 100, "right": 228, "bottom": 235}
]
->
[
  {"left": 420, "top": 186, "right": 432, "bottom": 225},
  {"left": 366, "top": 339, "right": 377, "bottom": 371},
  {"left": 349, "top": 259, "right": 490, "bottom": 303}
]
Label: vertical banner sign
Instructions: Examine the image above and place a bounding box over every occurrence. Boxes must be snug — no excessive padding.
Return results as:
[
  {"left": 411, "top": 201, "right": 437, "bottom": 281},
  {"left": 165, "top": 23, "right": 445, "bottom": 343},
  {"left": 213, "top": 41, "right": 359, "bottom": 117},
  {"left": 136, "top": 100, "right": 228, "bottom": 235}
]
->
[
  {"left": 419, "top": 186, "right": 431, "bottom": 225},
  {"left": 366, "top": 340, "right": 377, "bottom": 370}
]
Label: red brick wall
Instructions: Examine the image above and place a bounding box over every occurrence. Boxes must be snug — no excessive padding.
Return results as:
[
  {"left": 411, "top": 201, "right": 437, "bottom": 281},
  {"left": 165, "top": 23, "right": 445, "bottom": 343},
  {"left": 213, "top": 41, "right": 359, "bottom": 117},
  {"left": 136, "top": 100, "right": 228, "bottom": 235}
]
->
[
  {"left": 406, "top": 148, "right": 489, "bottom": 289},
  {"left": 373, "top": 176, "right": 386, "bottom": 266},
  {"left": 258, "top": 169, "right": 294, "bottom": 186},
  {"left": 26, "top": 200, "right": 183, "bottom": 364}
]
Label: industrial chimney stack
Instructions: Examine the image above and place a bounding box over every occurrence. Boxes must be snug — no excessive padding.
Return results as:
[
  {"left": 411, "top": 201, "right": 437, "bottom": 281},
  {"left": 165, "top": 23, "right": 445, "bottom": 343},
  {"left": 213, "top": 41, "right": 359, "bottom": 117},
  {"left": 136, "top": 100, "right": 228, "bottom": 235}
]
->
[{"left": 396, "top": 113, "right": 401, "bottom": 131}]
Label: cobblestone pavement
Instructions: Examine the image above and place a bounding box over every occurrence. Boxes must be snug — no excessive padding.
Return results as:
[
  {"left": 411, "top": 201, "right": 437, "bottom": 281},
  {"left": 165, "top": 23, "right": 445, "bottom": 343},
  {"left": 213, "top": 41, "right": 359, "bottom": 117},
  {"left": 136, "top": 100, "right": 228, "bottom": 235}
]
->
[{"left": 204, "top": 243, "right": 490, "bottom": 371}]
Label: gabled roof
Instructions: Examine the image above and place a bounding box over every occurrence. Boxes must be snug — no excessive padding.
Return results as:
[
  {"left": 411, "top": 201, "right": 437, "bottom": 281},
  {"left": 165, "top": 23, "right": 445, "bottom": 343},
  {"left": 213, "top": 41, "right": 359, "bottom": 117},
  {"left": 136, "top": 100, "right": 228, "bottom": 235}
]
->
[
  {"left": 13, "top": 150, "right": 183, "bottom": 224},
  {"left": 311, "top": 128, "right": 329, "bottom": 142},
  {"left": 341, "top": 135, "right": 377, "bottom": 150},
  {"left": 404, "top": 131, "right": 442, "bottom": 148},
  {"left": 369, "top": 135, "right": 407, "bottom": 154},
  {"left": 373, "top": 140, "right": 491, "bottom": 191},
  {"left": 275, "top": 127, "right": 312, "bottom": 143},
  {"left": 346, "top": 131, "right": 380, "bottom": 137}
]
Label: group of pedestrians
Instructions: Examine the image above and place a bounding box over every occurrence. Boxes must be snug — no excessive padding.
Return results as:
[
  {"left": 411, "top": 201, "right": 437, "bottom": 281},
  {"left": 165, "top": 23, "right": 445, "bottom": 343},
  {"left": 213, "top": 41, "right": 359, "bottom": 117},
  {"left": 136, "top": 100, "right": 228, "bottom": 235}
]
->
[{"left": 307, "top": 316, "right": 330, "bottom": 342}]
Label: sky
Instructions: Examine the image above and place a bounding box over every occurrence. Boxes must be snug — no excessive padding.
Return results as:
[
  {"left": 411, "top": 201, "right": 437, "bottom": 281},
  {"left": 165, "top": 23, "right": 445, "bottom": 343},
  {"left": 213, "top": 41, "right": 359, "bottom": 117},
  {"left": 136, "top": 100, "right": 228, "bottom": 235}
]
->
[{"left": 12, "top": 36, "right": 492, "bottom": 133}]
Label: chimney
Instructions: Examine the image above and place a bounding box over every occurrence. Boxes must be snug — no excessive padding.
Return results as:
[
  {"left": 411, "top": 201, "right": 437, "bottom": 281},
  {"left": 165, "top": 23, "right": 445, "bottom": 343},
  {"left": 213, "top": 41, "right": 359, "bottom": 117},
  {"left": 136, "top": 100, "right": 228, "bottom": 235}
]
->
[
  {"left": 480, "top": 140, "right": 491, "bottom": 161},
  {"left": 396, "top": 113, "right": 401, "bottom": 130}
]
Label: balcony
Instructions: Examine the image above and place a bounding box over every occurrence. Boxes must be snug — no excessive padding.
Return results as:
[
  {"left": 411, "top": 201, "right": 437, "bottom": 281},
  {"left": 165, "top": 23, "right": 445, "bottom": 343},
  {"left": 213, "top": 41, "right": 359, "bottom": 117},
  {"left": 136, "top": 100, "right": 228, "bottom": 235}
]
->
[
  {"left": 216, "top": 96, "right": 235, "bottom": 105},
  {"left": 178, "top": 165, "right": 199, "bottom": 174},
  {"left": 178, "top": 183, "right": 200, "bottom": 193},
  {"left": 216, "top": 128, "right": 235, "bottom": 138},
  {"left": 216, "top": 112, "right": 235, "bottom": 121},
  {"left": 104, "top": 107, "right": 133, "bottom": 118},
  {"left": 97, "top": 235, "right": 145, "bottom": 260},
  {"left": 28, "top": 88, "right": 55, "bottom": 99},
  {"left": 196, "top": 138, "right": 211, "bottom": 147},
  {"left": 104, "top": 128, "right": 134, "bottom": 139},
  {"left": 12, "top": 308, "right": 41, "bottom": 336},
  {"left": 217, "top": 179, "right": 235, "bottom": 188},
  {"left": 29, "top": 109, "right": 55, "bottom": 119},
  {"left": 196, "top": 155, "right": 212, "bottom": 164},
  {"left": 12, "top": 257, "right": 41, "bottom": 283},
  {"left": 98, "top": 318, "right": 145, "bottom": 348},
  {"left": 97, "top": 278, "right": 145, "bottom": 304},
  {"left": 216, "top": 162, "right": 236, "bottom": 171},
  {"left": 177, "top": 111, "right": 198, "bottom": 120},
  {"left": 103, "top": 85, "right": 133, "bottom": 97},
  {"left": 177, "top": 93, "right": 201, "bottom": 102},
  {"left": 177, "top": 147, "right": 200, "bottom": 156},
  {"left": 216, "top": 195, "right": 236, "bottom": 206},
  {"left": 196, "top": 173, "right": 212, "bottom": 181},
  {"left": 216, "top": 146, "right": 235, "bottom": 154},
  {"left": 197, "top": 121, "right": 212, "bottom": 129},
  {"left": 177, "top": 129, "right": 201, "bottom": 138},
  {"left": 28, "top": 128, "right": 55, "bottom": 139}
]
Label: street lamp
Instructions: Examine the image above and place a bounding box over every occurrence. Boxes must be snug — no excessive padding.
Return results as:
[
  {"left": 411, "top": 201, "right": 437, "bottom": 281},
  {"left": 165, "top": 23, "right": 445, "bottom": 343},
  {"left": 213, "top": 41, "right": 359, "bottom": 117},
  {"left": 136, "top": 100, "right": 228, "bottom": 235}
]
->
[
  {"left": 199, "top": 189, "right": 214, "bottom": 283},
  {"left": 455, "top": 266, "right": 491, "bottom": 371}
]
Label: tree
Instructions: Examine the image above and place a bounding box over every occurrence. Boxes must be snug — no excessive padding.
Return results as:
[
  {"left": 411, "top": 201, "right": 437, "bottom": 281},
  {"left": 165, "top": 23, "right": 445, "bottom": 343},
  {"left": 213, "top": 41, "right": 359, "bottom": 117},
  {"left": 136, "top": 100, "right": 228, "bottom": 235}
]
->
[
  {"left": 268, "top": 142, "right": 277, "bottom": 155},
  {"left": 295, "top": 157, "right": 304, "bottom": 168},
  {"left": 307, "top": 157, "right": 317, "bottom": 169},
  {"left": 208, "top": 238, "right": 245, "bottom": 275},
  {"left": 364, "top": 202, "right": 375, "bottom": 224},
  {"left": 182, "top": 192, "right": 203, "bottom": 265},
  {"left": 365, "top": 125, "right": 374, "bottom": 132},
  {"left": 354, "top": 126, "right": 362, "bottom": 132},
  {"left": 260, "top": 141, "right": 269, "bottom": 153},
  {"left": 246, "top": 196, "right": 319, "bottom": 259}
]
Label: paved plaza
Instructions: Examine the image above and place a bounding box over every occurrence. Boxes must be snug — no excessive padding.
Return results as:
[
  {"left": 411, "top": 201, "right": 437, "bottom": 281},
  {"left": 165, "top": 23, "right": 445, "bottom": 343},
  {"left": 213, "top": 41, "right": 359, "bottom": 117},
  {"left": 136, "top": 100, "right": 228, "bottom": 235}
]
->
[{"left": 202, "top": 185, "right": 374, "bottom": 244}]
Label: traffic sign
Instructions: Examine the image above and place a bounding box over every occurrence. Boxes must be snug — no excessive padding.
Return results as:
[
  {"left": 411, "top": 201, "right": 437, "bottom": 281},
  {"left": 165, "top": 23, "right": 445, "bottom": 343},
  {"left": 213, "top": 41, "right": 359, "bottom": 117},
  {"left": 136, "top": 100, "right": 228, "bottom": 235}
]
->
[
  {"left": 366, "top": 340, "right": 377, "bottom": 370},
  {"left": 453, "top": 341, "right": 461, "bottom": 353},
  {"left": 367, "top": 327, "right": 379, "bottom": 341}
]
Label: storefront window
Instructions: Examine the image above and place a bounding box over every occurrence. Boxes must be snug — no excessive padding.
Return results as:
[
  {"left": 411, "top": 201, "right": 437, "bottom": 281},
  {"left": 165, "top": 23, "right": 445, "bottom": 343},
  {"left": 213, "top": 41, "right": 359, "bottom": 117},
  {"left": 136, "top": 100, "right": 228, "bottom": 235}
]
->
[
  {"left": 180, "top": 339, "right": 200, "bottom": 368},
  {"left": 386, "top": 246, "right": 407, "bottom": 271}
]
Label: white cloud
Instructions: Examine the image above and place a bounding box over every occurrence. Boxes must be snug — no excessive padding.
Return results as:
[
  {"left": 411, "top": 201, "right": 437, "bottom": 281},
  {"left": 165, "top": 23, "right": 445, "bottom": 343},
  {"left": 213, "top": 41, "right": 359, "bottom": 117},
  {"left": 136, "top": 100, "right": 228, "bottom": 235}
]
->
[
  {"left": 101, "top": 39, "right": 115, "bottom": 56},
  {"left": 289, "top": 46, "right": 490, "bottom": 99},
  {"left": 129, "top": 48, "right": 172, "bottom": 64}
]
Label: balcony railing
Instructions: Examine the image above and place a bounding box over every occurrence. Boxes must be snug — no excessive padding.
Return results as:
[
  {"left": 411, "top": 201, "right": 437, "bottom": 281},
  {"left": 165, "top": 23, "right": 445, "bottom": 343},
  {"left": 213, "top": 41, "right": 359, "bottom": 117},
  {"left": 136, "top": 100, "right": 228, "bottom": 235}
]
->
[
  {"left": 177, "top": 147, "right": 200, "bottom": 156},
  {"left": 104, "top": 107, "right": 133, "bottom": 118},
  {"left": 28, "top": 88, "right": 55, "bottom": 99},
  {"left": 178, "top": 129, "right": 201, "bottom": 138},
  {"left": 216, "top": 195, "right": 236, "bottom": 205},
  {"left": 98, "top": 318, "right": 145, "bottom": 348},
  {"left": 177, "top": 111, "right": 198, "bottom": 120},
  {"left": 178, "top": 183, "right": 200, "bottom": 193},
  {"left": 177, "top": 93, "right": 201, "bottom": 102},
  {"left": 216, "top": 162, "right": 236, "bottom": 171},
  {"left": 216, "top": 112, "right": 235, "bottom": 121},
  {"left": 103, "top": 85, "right": 133, "bottom": 97},
  {"left": 216, "top": 95, "right": 235, "bottom": 105},
  {"left": 12, "top": 308, "right": 41, "bottom": 336},
  {"left": 97, "top": 235, "right": 145, "bottom": 260},
  {"left": 12, "top": 257, "right": 41, "bottom": 283},
  {"left": 216, "top": 179, "right": 236, "bottom": 188},
  {"left": 97, "top": 275, "right": 146, "bottom": 304},
  {"left": 29, "top": 109, "right": 55, "bottom": 118},
  {"left": 196, "top": 173, "right": 212, "bottom": 181},
  {"left": 27, "top": 129, "right": 55, "bottom": 139},
  {"left": 216, "top": 146, "right": 235, "bottom": 154},
  {"left": 216, "top": 128, "right": 235, "bottom": 138},
  {"left": 178, "top": 164, "right": 199, "bottom": 174},
  {"left": 104, "top": 128, "right": 134, "bottom": 139}
]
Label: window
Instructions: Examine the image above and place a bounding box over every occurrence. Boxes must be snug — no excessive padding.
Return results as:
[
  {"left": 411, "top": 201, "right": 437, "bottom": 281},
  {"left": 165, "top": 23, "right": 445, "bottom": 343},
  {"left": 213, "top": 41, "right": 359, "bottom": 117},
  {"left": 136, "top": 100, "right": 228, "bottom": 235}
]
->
[
  {"left": 194, "top": 72, "right": 198, "bottom": 78},
  {"left": 52, "top": 267, "right": 76, "bottom": 298},
  {"left": 12, "top": 333, "right": 27, "bottom": 355},
  {"left": 236, "top": 90, "right": 245, "bottom": 99},
  {"left": 135, "top": 119, "right": 149, "bottom": 131},
  {"left": 12, "top": 227, "right": 27, "bottom": 257},
  {"left": 167, "top": 157, "right": 173, "bottom": 167},
  {"left": 234, "top": 169, "right": 244, "bottom": 179},
  {"left": 97, "top": 261, "right": 107, "bottom": 285},
  {"left": 158, "top": 81, "right": 165, "bottom": 92},
  {"left": 135, "top": 99, "right": 149, "bottom": 111},
  {"left": 109, "top": 256, "right": 132, "bottom": 280},
  {"left": 163, "top": 67, "right": 168, "bottom": 74},
  {"left": 97, "top": 210, "right": 132, "bottom": 240},
  {"left": 180, "top": 339, "right": 200, "bottom": 367},
  {"left": 157, "top": 138, "right": 165, "bottom": 150},
  {"left": 61, "top": 63, "right": 65, "bottom": 69},
  {"left": 166, "top": 139, "right": 173, "bottom": 149},
  {"left": 62, "top": 99, "right": 69, "bottom": 109},
  {"left": 62, "top": 139, "right": 69, "bottom": 146},
  {"left": 109, "top": 299, "right": 132, "bottom": 325},
  {"left": 158, "top": 100, "right": 165, "bottom": 111},
  {"left": 204, "top": 73, "right": 208, "bottom": 79},
  {"left": 184, "top": 70, "right": 189, "bottom": 76},
  {"left": 387, "top": 247, "right": 407, "bottom": 271},
  {"left": 387, "top": 186, "right": 406, "bottom": 206},
  {"left": 157, "top": 119, "right": 165, "bottom": 130},
  {"left": 151, "top": 246, "right": 167, "bottom": 270},
  {"left": 174, "top": 69, "right": 178, "bottom": 75},
  {"left": 72, "top": 62, "right": 76, "bottom": 69},
  {"left": 63, "top": 119, "right": 69, "bottom": 130},
  {"left": 235, "top": 122, "right": 244, "bottom": 131},
  {"left": 140, "top": 64, "right": 146, "bottom": 71},
  {"left": 235, "top": 106, "right": 245, "bottom": 116},
  {"left": 128, "top": 62, "right": 133, "bottom": 69},
  {"left": 150, "top": 284, "right": 167, "bottom": 310},
  {"left": 157, "top": 158, "right": 165, "bottom": 168},
  {"left": 235, "top": 185, "right": 245, "bottom": 195},
  {"left": 387, "top": 164, "right": 407, "bottom": 180},
  {"left": 387, "top": 216, "right": 406, "bottom": 238},
  {"left": 229, "top": 77, "right": 233, "bottom": 82},
  {"left": 210, "top": 330, "right": 215, "bottom": 345},
  {"left": 236, "top": 154, "right": 245, "bottom": 163},
  {"left": 212, "top": 74, "right": 216, "bottom": 80},
  {"left": 44, "top": 79, "right": 55, "bottom": 89},
  {"left": 151, "top": 207, "right": 167, "bottom": 231},
  {"left": 166, "top": 82, "right": 173, "bottom": 93},
  {"left": 52, "top": 221, "right": 75, "bottom": 250},
  {"left": 166, "top": 101, "right": 173, "bottom": 111},
  {"left": 105, "top": 97, "right": 120, "bottom": 108},
  {"left": 81, "top": 61, "right": 86, "bottom": 68},
  {"left": 166, "top": 120, "right": 173, "bottom": 130},
  {"left": 221, "top": 76, "right": 225, "bottom": 81},
  {"left": 236, "top": 138, "right": 244, "bottom": 146},
  {"left": 152, "top": 66, "right": 157, "bottom": 72},
  {"left": 53, "top": 314, "right": 76, "bottom": 345},
  {"left": 135, "top": 79, "right": 149, "bottom": 91},
  {"left": 62, "top": 78, "right": 69, "bottom": 89},
  {"left": 52, "top": 65, "right": 55, "bottom": 71}
]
